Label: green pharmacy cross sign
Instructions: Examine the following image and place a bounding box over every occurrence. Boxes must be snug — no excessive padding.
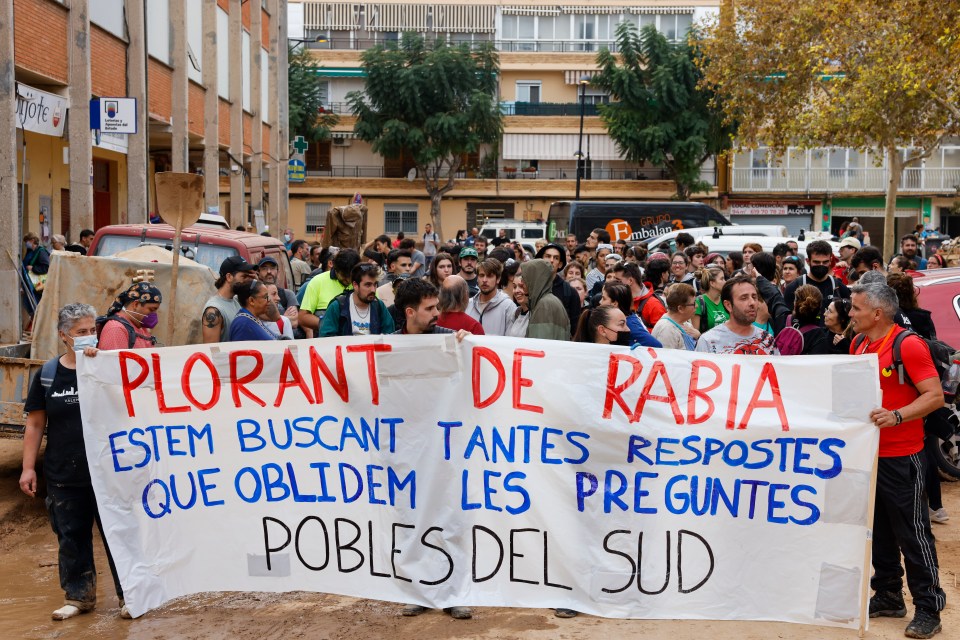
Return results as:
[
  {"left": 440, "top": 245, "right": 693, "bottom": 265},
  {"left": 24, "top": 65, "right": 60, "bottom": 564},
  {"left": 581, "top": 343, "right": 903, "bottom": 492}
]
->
[{"left": 292, "top": 136, "right": 309, "bottom": 155}]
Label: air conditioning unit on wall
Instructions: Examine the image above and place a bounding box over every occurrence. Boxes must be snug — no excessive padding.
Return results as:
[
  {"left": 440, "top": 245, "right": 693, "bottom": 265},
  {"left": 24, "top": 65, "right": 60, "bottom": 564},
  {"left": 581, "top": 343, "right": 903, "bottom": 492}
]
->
[{"left": 332, "top": 138, "right": 352, "bottom": 147}]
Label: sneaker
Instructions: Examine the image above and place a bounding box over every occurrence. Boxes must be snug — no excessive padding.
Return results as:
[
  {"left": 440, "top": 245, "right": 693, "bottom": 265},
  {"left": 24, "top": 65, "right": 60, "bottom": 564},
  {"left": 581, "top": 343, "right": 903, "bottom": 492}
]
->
[
  {"left": 905, "top": 608, "right": 942, "bottom": 639},
  {"left": 869, "top": 590, "right": 907, "bottom": 618},
  {"left": 930, "top": 508, "right": 949, "bottom": 524},
  {"left": 402, "top": 604, "right": 428, "bottom": 617},
  {"left": 447, "top": 606, "right": 472, "bottom": 619},
  {"left": 51, "top": 605, "right": 83, "bottom": 621},
  {"left": 555, "top": 608, "right": 579, "bottom": 618}
]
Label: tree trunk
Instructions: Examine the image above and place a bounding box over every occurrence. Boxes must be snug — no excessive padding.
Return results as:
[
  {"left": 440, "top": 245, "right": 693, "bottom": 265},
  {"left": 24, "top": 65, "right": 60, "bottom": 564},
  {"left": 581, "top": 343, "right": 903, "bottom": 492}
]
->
[
  {"left": 883, "top": 146, "right": 902, "bottom": 262},
  {"left": 429, "top": 190, "right": 444, "bottom": 243}
]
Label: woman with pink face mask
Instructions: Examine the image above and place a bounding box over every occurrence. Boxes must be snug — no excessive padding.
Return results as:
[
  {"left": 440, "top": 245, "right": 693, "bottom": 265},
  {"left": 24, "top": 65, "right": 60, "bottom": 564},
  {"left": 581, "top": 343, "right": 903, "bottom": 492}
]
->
[{"left": 98, "top": 282, "right": 163, "bottom": 350}]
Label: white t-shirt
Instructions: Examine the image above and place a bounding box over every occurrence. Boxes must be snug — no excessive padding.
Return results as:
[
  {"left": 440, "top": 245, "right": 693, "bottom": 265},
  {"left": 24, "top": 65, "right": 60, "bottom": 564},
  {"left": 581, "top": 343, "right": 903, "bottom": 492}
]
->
[
  {"left": 423, "top": 232, "right": 440, "bottom": 257},
  {"left": 694, "top": 323, "right": 777, "bottom": 355},
  {"left": 348, "top": 295, "right": 372, "bottom": 335},
  {"left": 264, "top": 316, "right": 294, "bottom": 340}
]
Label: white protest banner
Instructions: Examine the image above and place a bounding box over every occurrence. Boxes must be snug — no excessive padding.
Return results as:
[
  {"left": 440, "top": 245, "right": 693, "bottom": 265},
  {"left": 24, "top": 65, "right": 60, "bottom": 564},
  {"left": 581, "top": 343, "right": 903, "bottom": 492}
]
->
[{"left": 77, "top": 336, "right": 880, "bottom": 627}]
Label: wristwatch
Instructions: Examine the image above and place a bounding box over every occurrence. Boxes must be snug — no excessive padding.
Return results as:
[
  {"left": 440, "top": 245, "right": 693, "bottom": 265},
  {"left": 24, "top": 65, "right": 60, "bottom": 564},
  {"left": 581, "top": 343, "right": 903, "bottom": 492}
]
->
[{"left": 892, "top": 410, "right": 903, "bottom": 425}]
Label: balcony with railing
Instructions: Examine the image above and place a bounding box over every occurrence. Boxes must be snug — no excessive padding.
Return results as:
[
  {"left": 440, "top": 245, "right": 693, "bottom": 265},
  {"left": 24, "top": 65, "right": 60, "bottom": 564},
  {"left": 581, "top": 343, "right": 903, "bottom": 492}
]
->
[
  {"left": 302, "top": 37, "right": 626, "bottom": 53},
  {"left": 500, "top": 102, "right": 604, "bottom": 116},
  {"left": 323, "top": 101, "right": 606, "bottom": 117},
  {"left": 305, "top": 165, "right": 684, "bottom": 181},
  {"left": 731, "top": 167, "right": 960, "bottom": 193}
]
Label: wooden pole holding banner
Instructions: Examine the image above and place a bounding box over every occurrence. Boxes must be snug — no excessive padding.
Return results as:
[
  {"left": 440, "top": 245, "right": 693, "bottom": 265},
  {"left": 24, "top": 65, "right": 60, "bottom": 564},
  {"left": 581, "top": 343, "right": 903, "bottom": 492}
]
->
[
  {"left": 154, "top": 173, "right": 203, "bottom": 345},
  {"left": 858, "top": 451, "right": 880, "bottom": 638}
]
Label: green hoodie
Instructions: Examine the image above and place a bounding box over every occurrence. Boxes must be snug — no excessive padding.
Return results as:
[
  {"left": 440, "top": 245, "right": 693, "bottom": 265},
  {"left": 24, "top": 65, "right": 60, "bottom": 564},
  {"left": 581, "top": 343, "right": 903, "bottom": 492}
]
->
[{"left": 523, "top": 259, "right": 570, "bottom": 341}]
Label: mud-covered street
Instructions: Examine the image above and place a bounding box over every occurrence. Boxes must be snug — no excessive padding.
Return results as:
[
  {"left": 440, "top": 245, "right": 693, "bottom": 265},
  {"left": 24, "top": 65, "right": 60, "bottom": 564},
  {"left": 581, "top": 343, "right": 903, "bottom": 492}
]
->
[{"left": 1, "top": 438, "right": 957, "bottom": 640}]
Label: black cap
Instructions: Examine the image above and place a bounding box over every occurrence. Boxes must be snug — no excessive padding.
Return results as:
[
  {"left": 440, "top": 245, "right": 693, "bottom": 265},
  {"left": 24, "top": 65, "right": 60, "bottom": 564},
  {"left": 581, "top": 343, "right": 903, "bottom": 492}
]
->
[
  {"left": 219, "top": 255, "right": 255, "bottom": 277},
  {"left": 257, "top": 256, "right": 279, "bottom": 268}
]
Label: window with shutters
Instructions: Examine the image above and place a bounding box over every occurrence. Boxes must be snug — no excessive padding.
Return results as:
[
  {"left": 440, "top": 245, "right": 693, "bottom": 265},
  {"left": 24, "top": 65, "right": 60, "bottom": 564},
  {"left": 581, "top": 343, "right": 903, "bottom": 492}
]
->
[
  {"left": 384, "top": 204, "right": 418, "bottom": 234},
  {"left": 305, "top": 202, "right": 331, "bottom": 234}
]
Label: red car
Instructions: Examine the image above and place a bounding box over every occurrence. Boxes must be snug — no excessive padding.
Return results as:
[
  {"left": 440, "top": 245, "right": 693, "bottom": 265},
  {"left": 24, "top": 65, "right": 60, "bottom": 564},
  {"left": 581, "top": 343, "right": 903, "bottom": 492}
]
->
[
  {"left": 911, "top": 267, "right": 960, "bottom": 478},
  {"left": 912, "top": 267, "right": 960, "bottom": 347}
]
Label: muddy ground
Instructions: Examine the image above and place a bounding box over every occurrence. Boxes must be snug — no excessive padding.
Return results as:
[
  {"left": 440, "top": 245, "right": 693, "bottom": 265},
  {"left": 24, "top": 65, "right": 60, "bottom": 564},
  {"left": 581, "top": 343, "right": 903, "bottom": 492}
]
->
[{"left": 1, "top": 438, "right": 958, "bottom": 640}]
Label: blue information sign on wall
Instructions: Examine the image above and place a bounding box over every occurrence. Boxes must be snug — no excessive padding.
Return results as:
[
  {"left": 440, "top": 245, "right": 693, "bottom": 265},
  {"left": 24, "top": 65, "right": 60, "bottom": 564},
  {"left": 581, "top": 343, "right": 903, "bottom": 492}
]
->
[{"left": 288, "top": 159, "right": 305, "bottom": 183}]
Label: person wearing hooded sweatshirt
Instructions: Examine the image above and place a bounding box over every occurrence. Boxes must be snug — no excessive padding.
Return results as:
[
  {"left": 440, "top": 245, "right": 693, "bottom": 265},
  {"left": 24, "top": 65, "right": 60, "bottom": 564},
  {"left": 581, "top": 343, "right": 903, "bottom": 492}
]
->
[
  {"left": 536, "top": 242, "right": 585, "bottom": 335},
  {"left": 466, "top": 258, "right": 516, "bottom": 335},
  {"left": 523, "top": 259, "right": 570, "bottom": 341}
]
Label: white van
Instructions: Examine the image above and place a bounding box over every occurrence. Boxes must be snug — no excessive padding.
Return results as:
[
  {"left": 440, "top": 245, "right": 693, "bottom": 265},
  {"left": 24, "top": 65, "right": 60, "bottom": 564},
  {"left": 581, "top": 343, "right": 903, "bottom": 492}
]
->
[
  {"left": 479, "top": 221, "right": 547, "bottom": 242},
  {"left": 647, "top": 234, "right": 839, "bottom": 258},
  {"left": 642, "top": 225, "right": 789, "bottom": 247}
]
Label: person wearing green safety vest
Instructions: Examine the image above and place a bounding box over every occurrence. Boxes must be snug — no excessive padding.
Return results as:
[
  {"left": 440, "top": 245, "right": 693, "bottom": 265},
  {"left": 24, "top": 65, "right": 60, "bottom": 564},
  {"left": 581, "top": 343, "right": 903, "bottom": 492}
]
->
[{"left": 297, "top": 249, "right": 361, "bottom": 336}]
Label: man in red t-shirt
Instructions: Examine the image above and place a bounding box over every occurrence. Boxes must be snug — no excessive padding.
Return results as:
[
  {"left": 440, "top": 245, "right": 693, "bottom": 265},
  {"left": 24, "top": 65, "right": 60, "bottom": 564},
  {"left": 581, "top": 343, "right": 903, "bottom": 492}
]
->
[{"left": 850, "top": 282, "right": 946, "bottom": 638}]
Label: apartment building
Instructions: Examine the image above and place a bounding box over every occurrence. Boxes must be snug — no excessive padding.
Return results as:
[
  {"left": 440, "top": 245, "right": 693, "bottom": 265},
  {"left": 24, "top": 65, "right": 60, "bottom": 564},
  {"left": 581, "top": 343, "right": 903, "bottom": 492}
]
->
[
  {"left": 729, "top": 145, "right": 960, "bottom": 254},
  {"left": 2, "top": 0, "right": 289, "bottom": 246},
  {"left": 0, "top": 0, "right": 292, "bottom": 342},
  {"left": 285, "top": 0, "right": 721, "bottom": 242}
]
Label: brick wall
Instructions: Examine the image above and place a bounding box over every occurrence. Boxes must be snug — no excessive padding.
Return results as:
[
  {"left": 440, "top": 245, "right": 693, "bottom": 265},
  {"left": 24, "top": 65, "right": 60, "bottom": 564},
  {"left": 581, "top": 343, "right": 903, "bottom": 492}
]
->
[
  {"left": 14, "top": 0, "right": 68, "bottom": 83},
  {"left": 262, "top": 122, "right": 272, "bottom": 151},
  {"left": 243, "top": 113, "right": 253, "bottom": 154},
  {"left": 241, "top": 0, "right": 251, "bottom": 30},
  {"left": 148, "top": 60, "right": 172, "bottom": 122},
  {"left": 188, "top": 81, "right": 206, "bottom": 137},
  {"left": 262, "top": 10, "right": 270, "bottom": 45},
  {"left": 219, "top": 99, "right": 231, "bottom": 147},
  {"left": 91, "top": 25, "right": 127, "bottom": 97}
]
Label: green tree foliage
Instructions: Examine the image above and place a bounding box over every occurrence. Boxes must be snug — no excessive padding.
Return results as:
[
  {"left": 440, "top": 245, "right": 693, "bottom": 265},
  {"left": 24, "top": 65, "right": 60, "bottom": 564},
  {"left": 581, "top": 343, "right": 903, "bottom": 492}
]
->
[
  {"left": 288, "top": 45, "right": 338, "bottom": 143},
  {"left": 348, "top": 34, "right": 503, "bottom": 240},
  {"left": 592, "top": 22, "right": 734, "bottom": 200},
  {"left": 700, "top": 0, "right": 960, "bottom": 257}
]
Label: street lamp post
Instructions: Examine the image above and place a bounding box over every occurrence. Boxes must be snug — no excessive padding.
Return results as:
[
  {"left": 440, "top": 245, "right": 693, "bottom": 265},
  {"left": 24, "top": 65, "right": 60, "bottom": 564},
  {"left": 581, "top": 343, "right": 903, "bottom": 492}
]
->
[
  {"left": 288, "top": 35, "right": 328, "bottom": 48},
  {"left": 575, "top": 75, "right": 590, "bottom": 200}
]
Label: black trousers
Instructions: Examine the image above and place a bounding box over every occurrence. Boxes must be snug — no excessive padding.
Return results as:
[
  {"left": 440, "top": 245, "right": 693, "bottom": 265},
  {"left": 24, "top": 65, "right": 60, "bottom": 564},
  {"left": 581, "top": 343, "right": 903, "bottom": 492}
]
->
[
  {"left": 46, "top": 483, "right": 124, "bottom": 607},
  {"left": 923, "top": 434, "right": 943, "bottom": 511},
  {"left": 871, "top": 453, "right": 946, "bottom": 612}
]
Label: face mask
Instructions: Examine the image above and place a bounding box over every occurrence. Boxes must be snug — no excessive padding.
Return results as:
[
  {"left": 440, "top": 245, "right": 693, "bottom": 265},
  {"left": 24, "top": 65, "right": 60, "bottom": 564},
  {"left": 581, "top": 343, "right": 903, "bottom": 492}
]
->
[
  {"left": 25, "top": 241, "right": 34, "bottom": 250},
  {"left": 283, "top": 234, "right": 291, "bottom": 242},
  {"left": 72, "top": 335, "right": 98, "bottom": 351},
  {"left": 128, "top": 308, "right": 160, "bottom": 329},
  {"left": 614, "top": 330, "right": 633, "bottom": 346},
  {"left": 810, "top": 265, "right": 830, "bottom": 279}
]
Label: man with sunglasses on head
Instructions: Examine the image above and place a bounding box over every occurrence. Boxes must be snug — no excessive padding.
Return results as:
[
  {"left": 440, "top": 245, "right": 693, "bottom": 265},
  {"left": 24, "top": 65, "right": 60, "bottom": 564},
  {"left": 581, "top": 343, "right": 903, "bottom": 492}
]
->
[
  {"left": 320, "top": 263, "right": 395, "bottom": 337},
  {"left": 202, "top": 256, "right": 256, "bottom": 343}
]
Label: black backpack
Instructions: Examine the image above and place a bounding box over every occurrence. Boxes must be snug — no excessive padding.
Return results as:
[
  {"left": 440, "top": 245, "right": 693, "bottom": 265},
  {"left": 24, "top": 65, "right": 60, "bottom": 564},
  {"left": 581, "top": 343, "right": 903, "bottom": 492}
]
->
[{"left": 853, "top": 329, "right": 957, "bottom": 400}]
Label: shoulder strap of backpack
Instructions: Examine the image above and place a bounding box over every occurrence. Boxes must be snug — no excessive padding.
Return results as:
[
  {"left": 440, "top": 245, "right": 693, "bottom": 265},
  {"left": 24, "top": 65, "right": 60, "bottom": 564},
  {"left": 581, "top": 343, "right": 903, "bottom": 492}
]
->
[
  {"left": 891, "top": 329, "right": 926, "bottom": 386},
  {"left": 40, "top": 356, "right": 60, "bottom": 392},
  {"left": 852, "top": 333, "right": 867, "bottom": 353},
  {"left": 335, "top": 293, "right": 351, "bottom": 319},
  {"left": 636, "top": 295, "right": 649, "bottom": 317},
  {"left": 110, "top": 316, "right": 140, "bottom": 348},
  {"left": 696, "top": 294, "right": 707, "bottom": 326}
]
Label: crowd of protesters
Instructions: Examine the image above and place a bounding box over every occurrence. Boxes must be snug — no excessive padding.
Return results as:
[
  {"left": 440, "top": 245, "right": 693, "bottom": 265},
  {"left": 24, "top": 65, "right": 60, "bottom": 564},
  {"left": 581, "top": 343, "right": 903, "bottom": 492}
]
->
[{"left": 17, "top": 222, "right": 953, "bottom": 637}]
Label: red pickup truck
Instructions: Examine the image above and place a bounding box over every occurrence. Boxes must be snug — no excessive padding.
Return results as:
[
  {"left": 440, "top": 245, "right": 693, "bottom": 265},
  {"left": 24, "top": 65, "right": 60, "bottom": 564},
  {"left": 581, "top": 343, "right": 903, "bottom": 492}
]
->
[{"left": 88, "top": 224, "right": 296, "bottom": 290}]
